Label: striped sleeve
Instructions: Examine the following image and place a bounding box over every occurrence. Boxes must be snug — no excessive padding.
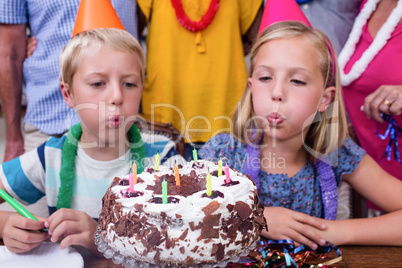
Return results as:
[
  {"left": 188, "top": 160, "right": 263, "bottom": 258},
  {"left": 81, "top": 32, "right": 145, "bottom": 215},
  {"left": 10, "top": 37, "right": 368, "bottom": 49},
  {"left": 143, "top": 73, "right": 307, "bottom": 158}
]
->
[{"left": 0, "top": 147, "right": 46, "bottom": 205}]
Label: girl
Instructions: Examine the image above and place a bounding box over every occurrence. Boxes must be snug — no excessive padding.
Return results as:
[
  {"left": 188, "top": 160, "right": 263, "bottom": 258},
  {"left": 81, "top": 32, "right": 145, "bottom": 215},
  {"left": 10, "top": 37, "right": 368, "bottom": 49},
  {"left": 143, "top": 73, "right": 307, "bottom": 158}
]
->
[{"left": 199, "top": 21, "right": 402, "bottom": 249}]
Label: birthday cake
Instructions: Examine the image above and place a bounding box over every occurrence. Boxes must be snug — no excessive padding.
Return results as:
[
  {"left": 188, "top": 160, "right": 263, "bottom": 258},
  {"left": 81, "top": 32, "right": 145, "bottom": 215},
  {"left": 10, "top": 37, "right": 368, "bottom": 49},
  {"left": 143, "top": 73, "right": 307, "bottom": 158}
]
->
[{"left": 96, "top": 160, "right": 267, "bottom": 267}]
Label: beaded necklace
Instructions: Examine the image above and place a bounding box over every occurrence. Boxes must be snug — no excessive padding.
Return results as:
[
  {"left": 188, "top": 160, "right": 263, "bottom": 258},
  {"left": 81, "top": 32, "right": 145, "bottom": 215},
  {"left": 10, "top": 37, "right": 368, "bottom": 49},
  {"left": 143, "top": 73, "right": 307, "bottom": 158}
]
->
[
  {"left": 170, "top": 0, "right": 220, "bottom": 32},
  {"left": 56, "top": 123, "right": 145, "bottom": 209},
  {"left": 338, "top": 0, "right": 402, "bottom": 87}
]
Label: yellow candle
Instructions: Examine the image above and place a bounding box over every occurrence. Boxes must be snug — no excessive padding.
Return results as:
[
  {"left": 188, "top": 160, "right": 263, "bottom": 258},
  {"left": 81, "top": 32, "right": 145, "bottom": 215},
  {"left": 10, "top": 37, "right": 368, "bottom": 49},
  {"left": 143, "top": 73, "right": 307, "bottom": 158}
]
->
[
  {"left": 133, "top": 161, "right": 138, "bottom": 185},
  {"left": 155, "top": 152, "right": 160, "bottom": 171},
  {"left": 174, "top": 163, "right": 180, "bottom": 186},
  {"left": 218, "top": 158, "right": 223, "bottom": 177},
  {"left": 206, "top": 173, "right": 212, "bottom": 196},
  {"left": 162, "top": 179, "right": 168, "bottom": 204}
]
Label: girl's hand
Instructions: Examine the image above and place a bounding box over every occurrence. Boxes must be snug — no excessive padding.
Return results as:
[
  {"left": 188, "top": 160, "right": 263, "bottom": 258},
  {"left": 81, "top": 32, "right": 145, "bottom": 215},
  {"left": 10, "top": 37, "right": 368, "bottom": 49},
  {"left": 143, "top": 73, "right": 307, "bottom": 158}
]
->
[
  {"left": 45, "top": 208, "right": 100, "bottom": 256},
  {"left": 262, "top": 207, "right": 327, "bottom": 250},
  {"left": 363, "top": 85, "right": 402, "bottom": 123},
  {"left": 2, "top": 213, "right": 48, "bottom": 253}
]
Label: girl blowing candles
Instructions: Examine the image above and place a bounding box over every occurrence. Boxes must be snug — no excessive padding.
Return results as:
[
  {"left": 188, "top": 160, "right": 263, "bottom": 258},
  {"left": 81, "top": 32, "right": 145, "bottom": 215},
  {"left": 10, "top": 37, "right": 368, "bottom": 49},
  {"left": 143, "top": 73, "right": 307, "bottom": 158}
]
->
[{"left": 199, "top": 20, "right": 402, "bottom": 249}]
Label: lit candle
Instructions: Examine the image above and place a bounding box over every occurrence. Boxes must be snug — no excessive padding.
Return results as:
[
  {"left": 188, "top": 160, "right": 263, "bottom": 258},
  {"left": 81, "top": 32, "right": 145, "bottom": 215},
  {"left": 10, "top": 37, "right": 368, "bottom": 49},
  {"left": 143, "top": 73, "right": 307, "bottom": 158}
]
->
[
  {"left": 133, "top": 161, "right": 138, "bottom": 185},
  {"left": 206, "top": 172, "right": 212, "bottom": 196},
  {"left": 174, "top": 162, "right": 180, "bottom": 186},
  {"left": 155, "top": 151, "right": 160, "bottom": 171},
  {"left": 218, "top": 158, "right": 223, "bottom": 177},
  {"left": 225, "top": 164, "right": 231, "bottom": 184},
  {"left": 129, "top": 172, "right": 134, "bottom": 192},
  {"left": 193, "top": 147, "right": 198, "bottom": 162},
  {"left": 162, "top": 179, "right": 168, "bottom": 204}
]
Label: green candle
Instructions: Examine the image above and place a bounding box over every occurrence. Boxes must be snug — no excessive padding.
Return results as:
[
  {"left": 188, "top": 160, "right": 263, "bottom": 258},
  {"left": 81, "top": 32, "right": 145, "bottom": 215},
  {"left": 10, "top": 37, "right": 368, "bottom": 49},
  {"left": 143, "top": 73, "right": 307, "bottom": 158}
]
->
[
  {"left": 162, "top": 179, "right": 168, "bottom": 204},
  {"left": 193, "top": 147, "right": 198, "bottom": 162},
  {"left": 218, "top": 158, "right": 223, "bottom": 177},
  {"left": 206, "top": 173, "right": 212, "bottom": 196},
  {"left": 0, "top": 189, "right": 38, "bottom": 220},
  {"left": 155, "top": 151, "right": 160, "bottom": 171}
]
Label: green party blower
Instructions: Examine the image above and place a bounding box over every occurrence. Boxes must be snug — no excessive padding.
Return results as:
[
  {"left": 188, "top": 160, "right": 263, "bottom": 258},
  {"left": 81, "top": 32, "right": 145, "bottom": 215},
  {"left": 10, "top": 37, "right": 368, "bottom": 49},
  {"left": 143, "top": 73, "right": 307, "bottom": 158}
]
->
[{"left": 0, "top": 189, "right": 48, "bottom": 232}]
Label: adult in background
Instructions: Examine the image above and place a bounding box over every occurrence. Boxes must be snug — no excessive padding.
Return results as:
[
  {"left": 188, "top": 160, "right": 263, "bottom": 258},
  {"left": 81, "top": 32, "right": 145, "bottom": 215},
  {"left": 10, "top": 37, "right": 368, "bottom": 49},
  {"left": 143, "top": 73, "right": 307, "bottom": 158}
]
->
[
  {"left": 339, "top": 0, "right": 402, "bottom": 217},
  {"left": 136, "top": 0, "right": 263, "bottom": 160}
]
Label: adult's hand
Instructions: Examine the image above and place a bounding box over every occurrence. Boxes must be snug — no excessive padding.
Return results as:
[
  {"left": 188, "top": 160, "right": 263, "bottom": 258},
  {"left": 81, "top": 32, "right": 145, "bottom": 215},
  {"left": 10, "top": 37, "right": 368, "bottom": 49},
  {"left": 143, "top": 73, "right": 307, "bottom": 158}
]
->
[{"left": 363, "top": 85, "right": 402, "bottom": 123}]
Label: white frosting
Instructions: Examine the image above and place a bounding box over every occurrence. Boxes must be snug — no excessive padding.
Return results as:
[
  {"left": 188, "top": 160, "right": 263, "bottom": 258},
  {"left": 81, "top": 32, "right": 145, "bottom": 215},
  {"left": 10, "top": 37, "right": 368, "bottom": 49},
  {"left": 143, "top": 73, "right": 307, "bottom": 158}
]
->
[{"left": 100, "top": 160, "right": 262, "bottom": 265}]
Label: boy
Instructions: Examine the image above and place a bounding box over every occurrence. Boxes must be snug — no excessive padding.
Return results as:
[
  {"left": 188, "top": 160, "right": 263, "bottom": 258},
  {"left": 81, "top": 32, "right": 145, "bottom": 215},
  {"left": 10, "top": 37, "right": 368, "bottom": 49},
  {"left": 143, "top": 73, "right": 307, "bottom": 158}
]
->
[{"left": 0, "top": 25, "right": 183, "bottom": 256}]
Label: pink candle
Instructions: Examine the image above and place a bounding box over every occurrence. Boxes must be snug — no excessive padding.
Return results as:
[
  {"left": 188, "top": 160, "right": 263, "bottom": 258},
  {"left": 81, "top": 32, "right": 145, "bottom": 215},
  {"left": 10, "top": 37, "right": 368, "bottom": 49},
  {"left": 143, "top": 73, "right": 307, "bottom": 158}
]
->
[
  {"left": 129, "top": 172, "right": 134, "bottom": 192},
  {"left": 225, "top": 164, "right": 231, "bottom": 184}
]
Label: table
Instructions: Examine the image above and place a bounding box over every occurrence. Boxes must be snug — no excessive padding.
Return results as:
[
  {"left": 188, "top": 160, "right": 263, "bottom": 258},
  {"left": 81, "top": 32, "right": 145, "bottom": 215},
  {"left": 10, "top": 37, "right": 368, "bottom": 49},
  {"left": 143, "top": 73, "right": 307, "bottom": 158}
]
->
[
  {"left": 2, "top": 239, "right": 402, "bottom": 267},
  {"left": 80, "top": 245, "right": 402, "bottom": 267}
]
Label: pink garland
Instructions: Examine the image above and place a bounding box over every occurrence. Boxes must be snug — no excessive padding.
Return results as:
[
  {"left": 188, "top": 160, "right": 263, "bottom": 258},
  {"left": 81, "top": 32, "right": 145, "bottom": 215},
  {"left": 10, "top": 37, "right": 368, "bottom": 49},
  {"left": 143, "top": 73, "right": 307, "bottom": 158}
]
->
[{"left": 170, "top": 0, "right": 220, "bottom": 32}]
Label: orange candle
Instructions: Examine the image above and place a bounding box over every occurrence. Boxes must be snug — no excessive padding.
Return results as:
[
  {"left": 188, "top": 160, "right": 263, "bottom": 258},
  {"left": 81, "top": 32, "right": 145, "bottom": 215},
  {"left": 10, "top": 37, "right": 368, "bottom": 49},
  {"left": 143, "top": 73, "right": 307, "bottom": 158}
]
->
[
  {"left": 174, "top": 163, "right": 180, "bottom": 186},
  {"left": 133, "top": 161, "right": 138, "bottom": 185}
]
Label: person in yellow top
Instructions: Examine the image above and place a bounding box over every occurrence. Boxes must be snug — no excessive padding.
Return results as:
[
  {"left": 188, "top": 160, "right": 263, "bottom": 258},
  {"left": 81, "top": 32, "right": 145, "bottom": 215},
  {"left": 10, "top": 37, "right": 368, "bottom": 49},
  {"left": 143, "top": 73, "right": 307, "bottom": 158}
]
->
[{"left": 137, "top": 0, "right": 263, "bottom": 159}]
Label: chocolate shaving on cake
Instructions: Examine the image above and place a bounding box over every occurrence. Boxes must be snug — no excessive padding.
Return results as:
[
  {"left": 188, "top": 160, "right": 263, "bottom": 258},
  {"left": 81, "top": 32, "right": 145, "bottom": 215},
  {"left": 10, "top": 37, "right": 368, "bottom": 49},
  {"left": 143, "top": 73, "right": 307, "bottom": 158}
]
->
[
  {"left": 153, "top": 251, "right": 161, "bottom": 262},
  {"left": 239, "top": 219, "right": 253, "bottom": 234},
  {"left": 215, "top": 243, "right": 225, "bottom": 261},
  {"left": 189, "top": 221, "right": 195, "bottom": 231},
  {"left": 211, "top": 243, "right": 225, "bottom": 261},
  {"left": 227, "top": 224, "right": 238, "bottom": 241},
  {"left": 201, "top": 214, "right": 221, "bottom": 239},
  {"left": 165, "top": 237, "right": 172, "bottom": 249},
  {"left": 200, "top": 227, "right": 219, "bottom": 239},
  {"left": 148, "top": 230, "right": 162, "bottom": 247},
  {"left": 134, "top": 203, "right": 143, "bottom": 212},
  {"left": 203, "top": 214, "right": 220, "bottom": 226},
  {"left": 226, "top": 203, "right": 234, "bottom": 212},
  {"left": 179, "top": 228, "right": 188, "bottom": 240},
  {"left": 201, "top": 200, "right": 220, "bottom": 215},
  {"left": 234, "top": 201, "right": 253, "bottom": 221}
]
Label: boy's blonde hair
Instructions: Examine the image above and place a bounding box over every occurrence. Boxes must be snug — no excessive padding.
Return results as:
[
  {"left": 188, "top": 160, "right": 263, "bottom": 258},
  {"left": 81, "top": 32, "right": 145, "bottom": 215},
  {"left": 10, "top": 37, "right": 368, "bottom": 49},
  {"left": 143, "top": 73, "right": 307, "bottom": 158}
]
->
[
  {"left": 232, "top": 21, "right": 347, "bottom": 160},
  {"left": 59, "top": 28, "right": 145, "bottom": 89}
]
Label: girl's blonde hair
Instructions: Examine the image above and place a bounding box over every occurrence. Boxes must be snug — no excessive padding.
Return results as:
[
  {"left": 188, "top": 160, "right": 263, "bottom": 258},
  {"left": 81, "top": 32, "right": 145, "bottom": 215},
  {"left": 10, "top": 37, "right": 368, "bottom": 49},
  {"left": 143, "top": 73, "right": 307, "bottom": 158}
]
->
[
  {"left": 232, "top": 21, "right": 347, "bottom": 160},
  {"left": 59, "top": 28, "right": 145, "bottom": 89}
]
